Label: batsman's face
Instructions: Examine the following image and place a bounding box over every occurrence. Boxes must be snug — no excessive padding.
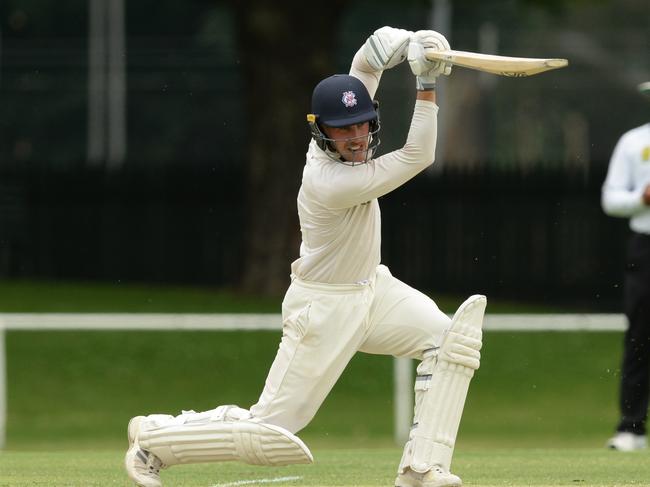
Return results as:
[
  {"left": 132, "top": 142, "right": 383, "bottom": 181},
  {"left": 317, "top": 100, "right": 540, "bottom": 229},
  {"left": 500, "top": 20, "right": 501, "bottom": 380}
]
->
[{"left": 323, "top": 122, "right": 371, "bottom": 163}]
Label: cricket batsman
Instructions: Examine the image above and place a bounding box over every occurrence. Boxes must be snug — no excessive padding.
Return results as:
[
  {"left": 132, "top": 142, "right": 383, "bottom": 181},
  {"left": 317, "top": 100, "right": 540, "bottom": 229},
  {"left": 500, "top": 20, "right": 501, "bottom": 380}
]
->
[{"left": 125, "top": 26, "right": 486, "bottom": 487}]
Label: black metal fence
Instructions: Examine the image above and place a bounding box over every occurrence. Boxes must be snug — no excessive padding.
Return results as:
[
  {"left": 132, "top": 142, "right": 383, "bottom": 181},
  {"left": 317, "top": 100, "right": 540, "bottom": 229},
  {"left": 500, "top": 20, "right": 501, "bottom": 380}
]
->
[
  {"left": 382, "top": 166, "right": 627, "bottom": 309},
  {"left": 1, "top": 2, "right": 646, "bottom": 314},
  {"left": 0, "top": 163, "right": 627, "bottom": 310}
]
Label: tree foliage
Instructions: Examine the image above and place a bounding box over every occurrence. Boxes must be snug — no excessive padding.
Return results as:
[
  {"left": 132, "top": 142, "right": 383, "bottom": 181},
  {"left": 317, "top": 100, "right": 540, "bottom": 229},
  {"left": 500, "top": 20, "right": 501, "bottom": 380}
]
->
[{"left": 232, "top": 1, "right": 346, "bottom": 295}]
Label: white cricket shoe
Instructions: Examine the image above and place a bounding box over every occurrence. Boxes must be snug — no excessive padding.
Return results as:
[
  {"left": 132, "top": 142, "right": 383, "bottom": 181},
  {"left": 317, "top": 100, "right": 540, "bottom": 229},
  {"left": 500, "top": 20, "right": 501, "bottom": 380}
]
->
[
  {"left": 606, "top": 432, "right": 647, "bottom": 451},
  {"left": 125, "top": 416, "right": 166, "bottom": 487},
  {"left": 395, "top": 466, "right": 462, "bottom": 487}
]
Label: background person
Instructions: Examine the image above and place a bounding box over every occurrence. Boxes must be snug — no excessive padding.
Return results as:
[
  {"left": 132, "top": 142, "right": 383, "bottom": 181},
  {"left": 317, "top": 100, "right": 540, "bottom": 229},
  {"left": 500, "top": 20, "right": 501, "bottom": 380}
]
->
[{"left": 602, "top": 80, "right": 650, "bottom": 451}]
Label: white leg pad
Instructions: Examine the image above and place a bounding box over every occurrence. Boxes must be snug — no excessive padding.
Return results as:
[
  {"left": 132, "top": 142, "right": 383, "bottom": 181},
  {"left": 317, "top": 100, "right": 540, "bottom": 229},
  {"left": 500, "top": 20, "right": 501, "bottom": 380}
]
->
[
  {"left": 138, "top": 405, "right": 313, "bottom": 467},
  {"left": 399, "top": 295, "right": 485, "bottom": 475}
]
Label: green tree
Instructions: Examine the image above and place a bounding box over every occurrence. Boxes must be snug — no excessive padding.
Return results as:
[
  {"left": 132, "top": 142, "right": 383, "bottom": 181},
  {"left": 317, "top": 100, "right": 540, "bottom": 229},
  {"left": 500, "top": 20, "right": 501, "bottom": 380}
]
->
[{"left": 232, "top": 1, "right": 345, "bottom": 295}]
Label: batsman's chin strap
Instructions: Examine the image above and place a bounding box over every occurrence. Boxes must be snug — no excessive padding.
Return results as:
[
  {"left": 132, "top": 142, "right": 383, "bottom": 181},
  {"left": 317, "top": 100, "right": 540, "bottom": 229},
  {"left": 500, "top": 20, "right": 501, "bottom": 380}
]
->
[{"left": 306, "top": 113, "right": 331, "bottom": 153}]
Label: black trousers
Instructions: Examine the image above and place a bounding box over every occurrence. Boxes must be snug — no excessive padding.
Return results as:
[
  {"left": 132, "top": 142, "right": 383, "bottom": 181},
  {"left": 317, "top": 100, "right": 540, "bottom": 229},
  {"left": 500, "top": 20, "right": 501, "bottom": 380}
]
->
[{"left": 617, "top": 231, "right": 650, "bottom": 435}]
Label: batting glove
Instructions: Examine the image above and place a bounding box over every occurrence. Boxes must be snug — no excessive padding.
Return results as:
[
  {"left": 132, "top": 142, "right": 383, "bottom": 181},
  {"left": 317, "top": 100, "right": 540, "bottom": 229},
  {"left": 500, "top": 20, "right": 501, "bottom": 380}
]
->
[
  {"left": 363, "top": 26, "right": 412, "bottom": 71},
  {"left": 408, "top": 30, "right": 452, "bottom": 90}
]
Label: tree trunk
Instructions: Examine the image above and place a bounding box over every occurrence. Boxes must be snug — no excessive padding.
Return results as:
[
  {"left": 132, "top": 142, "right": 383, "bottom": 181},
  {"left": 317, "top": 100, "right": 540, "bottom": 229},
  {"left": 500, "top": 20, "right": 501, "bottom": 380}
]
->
[{"left": 234, "top": 2, "right": 344, "bottom": 295}]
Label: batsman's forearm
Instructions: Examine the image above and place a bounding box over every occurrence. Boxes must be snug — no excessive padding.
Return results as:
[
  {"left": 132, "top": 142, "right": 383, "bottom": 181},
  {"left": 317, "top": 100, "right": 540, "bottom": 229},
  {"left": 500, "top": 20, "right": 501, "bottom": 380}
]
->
[
  {"left": 399, "top": 99, "right": 438, "bottom": 166},
  {"left": 349, "top": 47, "right": 381, "bottom": 99},
  {"left": 317, "top": 101, "right": 438, "bottom": 209}
]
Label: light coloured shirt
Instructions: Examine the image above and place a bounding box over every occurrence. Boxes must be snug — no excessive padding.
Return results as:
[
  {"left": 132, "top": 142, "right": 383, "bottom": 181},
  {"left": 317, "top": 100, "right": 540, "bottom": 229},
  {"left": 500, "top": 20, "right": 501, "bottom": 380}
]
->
[
  {"left": 601, "top": 123, "right": 650, "bottom": 235},
  {"left": 291, "top": 98, "right": 438, "bottom": 284}
]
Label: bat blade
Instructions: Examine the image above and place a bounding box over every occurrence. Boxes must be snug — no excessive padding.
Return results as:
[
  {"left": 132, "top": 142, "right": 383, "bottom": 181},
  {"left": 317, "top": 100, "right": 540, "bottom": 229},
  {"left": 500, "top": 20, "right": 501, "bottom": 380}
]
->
[{"left": 425, "top": 49, "right": 568, "bottom": 77}]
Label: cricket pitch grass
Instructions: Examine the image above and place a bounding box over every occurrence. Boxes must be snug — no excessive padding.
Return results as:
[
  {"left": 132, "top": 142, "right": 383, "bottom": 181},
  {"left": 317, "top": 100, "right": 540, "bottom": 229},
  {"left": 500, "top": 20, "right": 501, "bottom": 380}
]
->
[
  {"left": 1, "top": 283, "right": 648, "bottom": 486},
  {"left": 1, "top": 446, "right": 649, "bottom": 486}
]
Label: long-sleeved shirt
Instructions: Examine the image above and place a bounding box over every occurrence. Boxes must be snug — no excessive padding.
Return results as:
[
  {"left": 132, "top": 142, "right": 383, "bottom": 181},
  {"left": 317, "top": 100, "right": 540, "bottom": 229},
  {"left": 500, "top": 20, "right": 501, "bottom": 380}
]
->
[
  {"left": 290, "top": 48, "right": 438, "bottom": 284},
  {"left": 601, "top": 123, "right": 650, "bottom": 235}
]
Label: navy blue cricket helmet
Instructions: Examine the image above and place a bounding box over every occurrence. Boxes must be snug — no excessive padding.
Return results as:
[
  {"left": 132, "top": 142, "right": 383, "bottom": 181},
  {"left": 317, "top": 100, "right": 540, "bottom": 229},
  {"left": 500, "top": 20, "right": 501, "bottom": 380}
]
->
[{"left": 307, "top": 74, "right": 381, "bottom": 163}]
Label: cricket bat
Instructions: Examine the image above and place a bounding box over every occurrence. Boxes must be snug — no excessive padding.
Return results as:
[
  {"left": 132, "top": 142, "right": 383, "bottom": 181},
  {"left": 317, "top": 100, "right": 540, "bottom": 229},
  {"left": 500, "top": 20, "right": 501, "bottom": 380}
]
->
[{"left": 425, "top": 49, "right": 568, "bottom": 77}]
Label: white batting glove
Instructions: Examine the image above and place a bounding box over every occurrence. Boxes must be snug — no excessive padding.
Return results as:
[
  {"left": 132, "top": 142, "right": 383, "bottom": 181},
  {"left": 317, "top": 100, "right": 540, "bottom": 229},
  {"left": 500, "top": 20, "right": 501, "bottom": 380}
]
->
[
  {"left": 363, "top": 26, "right": 412, "bottom": 71},
  {"left": 408, "top": 30, "right": 452, "bottom": 90}
]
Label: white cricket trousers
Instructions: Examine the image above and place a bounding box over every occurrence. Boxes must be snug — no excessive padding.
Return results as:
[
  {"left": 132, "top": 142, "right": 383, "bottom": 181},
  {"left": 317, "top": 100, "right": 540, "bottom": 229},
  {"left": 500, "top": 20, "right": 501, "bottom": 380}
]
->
[{"left": 249, "top": 264, "right": 451, "bottom": 434}]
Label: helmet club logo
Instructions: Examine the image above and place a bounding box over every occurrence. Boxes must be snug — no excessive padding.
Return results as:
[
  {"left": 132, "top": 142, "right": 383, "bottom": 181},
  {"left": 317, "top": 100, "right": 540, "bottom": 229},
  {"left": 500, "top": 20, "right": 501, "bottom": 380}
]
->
[{"left": 341, "top": 91, "right": 358, "bottom": 108}]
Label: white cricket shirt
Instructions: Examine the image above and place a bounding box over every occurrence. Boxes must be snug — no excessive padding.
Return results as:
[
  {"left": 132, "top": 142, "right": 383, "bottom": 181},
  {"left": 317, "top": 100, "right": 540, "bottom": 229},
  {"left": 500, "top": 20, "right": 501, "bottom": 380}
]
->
[
  {"left": 601, "top": 123, "right": 650, "bottom": 235},
  {"left": 290, "top": 99, "right": 438, "bottom": 284}
]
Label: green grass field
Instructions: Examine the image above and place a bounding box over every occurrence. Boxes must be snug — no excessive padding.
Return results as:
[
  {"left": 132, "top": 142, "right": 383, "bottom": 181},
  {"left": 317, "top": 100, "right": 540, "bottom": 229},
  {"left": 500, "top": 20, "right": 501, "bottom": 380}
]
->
[
  {"left": 2, "top": 447, "right": 649, "bottom": 486},
  {"left": 0, "top": 279, "right": 584, "bottom": 314},
  {"left": 3, "top": 330, "right": 626, "bottom": 448},
  {"left": 4, "top": 330, "right": 647, "bottom": 486},
  {"left": 1, "top": 279, "right": 646, "bottom": 486}
]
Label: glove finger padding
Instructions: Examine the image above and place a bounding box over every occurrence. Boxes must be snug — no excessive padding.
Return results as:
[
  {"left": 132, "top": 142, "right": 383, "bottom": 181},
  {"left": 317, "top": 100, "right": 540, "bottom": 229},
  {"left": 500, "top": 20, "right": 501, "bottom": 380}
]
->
[
  {"left": 364, "top": 26, "right": 412, "bottom": 71},
  {"left": 415, "top": 29, "right": 450, "bottom": 51},
  {"left": 410, "top": 30, "right": 452, "bottom": 79},
  {"left": 407, "top": 41, "right": 431, "bottom": 76}
]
